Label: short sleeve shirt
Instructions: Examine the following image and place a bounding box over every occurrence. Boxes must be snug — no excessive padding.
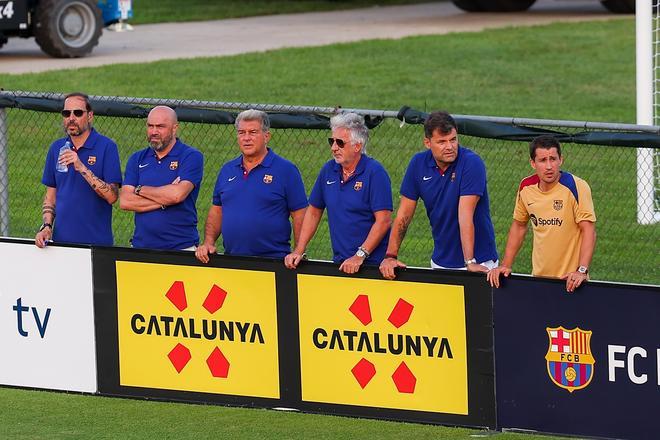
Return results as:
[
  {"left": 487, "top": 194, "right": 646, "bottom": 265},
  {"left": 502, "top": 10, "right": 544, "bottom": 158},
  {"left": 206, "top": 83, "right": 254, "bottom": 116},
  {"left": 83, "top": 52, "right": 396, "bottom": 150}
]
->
[
  {"left": 514, "top": 172, "right": 596, "bottom": 277},
  {"left": 213, "top": 148, "right": 308, "bottom": 258},
  {"left": 400, "top": 147, "right": 498, "bottom": 268},
  {"left": 124, "top": 139, "right": 204, "bottom": 250},
  {"left": 309, "top": 155, "right": 392, "bottom": 264},
  {"left": 41, "top": 128, "right": 122, "bottom": 246}
]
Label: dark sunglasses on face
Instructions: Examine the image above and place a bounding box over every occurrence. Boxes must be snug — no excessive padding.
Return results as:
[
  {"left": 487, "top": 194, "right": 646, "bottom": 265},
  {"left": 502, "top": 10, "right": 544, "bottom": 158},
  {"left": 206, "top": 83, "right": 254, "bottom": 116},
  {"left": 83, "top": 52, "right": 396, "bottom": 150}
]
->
[
  {"left": 328, "top": 137, "right": 347, "bottom": 148},
  {"left": 61, "top": 109, "right": 87, "bottom": 118}
]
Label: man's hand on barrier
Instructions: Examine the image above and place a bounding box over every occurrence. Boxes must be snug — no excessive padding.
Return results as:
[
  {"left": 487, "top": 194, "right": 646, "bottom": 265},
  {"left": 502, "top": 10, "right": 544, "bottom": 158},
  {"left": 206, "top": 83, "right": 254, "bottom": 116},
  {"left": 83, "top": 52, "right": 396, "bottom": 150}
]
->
[
  {"left": 467, "top": 262, "right": 489, "bottom": 273},
  {"left": 35, "top": 227, "right": 52, "bottom": 248},
  {"left": 379, "top": 257, "right": 407, "bottom": 280},
  {"left": 339, "top": 255, "right": 365, "bottom": 274},
  {"left": 195, "top": 243, "right": 216, "bottom": 264},
  {"left": 284, "top": 252, "right": 305, "bottom": 269},
  {"left": 487, "top": 266, "right": 511, "bottom": 288},
  {"left": 561, "top": 271, "right": 589, "bottom": 293}
]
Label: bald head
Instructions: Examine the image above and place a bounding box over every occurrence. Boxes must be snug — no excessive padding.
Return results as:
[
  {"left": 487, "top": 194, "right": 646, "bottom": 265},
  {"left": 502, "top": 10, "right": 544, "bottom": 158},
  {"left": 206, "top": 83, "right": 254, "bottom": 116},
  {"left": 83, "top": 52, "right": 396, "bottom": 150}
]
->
[{"left": 147, "top": 106, "right": 178, "bottom": 153}]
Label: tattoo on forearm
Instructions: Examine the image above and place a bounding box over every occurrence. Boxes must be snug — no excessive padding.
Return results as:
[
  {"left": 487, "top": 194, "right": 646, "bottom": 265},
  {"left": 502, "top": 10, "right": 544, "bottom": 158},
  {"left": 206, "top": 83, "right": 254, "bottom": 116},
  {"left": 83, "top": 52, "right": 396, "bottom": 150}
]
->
[
  {"left": 397, "top": 215, "right": 412, "bottom": 245},
  {"left": 82, "top": 167, "right": 118, "bottom": 197}
]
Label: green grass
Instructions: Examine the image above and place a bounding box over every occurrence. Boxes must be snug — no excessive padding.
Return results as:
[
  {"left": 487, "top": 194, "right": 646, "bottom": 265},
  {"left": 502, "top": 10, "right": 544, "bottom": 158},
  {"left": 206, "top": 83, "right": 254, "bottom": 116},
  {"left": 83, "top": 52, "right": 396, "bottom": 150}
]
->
[
  {"left": 2, "top": 18, "right": 657, "bottom": 284},
  {"left": 130, "top": 0, "right": 437, "bottom": 25},
  {"left": 0, "top": 387, "right": 567, "bottom": 440}
]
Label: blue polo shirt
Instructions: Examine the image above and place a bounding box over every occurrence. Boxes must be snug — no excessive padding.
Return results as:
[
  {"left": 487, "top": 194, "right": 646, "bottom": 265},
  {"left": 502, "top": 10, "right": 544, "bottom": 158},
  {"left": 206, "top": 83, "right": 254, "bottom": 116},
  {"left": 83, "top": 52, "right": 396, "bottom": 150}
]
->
[
  {"left": 400, "top": 147, "right": 497, "bottom": 268},
  {"left": 213, "top": 148, "right": 308, "bottom": 258},
  {"left": 309, "top": 155, "right": 392, "bottom": 264},
  {"left": 41, "top": 128, "right": 122, "bottom": 246},
  {"left": 124, "top": 139, "right": 203, "bottom": 250}
]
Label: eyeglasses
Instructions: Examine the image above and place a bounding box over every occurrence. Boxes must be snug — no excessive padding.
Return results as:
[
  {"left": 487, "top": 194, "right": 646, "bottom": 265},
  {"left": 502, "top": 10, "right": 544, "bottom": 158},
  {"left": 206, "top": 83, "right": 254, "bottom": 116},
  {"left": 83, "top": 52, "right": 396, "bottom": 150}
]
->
[
  {"left": 327, "top": 137, "right": 347, "bottom": 148},
  {"left": 61, "top": 109, "right": 87, "bottom": 118}
]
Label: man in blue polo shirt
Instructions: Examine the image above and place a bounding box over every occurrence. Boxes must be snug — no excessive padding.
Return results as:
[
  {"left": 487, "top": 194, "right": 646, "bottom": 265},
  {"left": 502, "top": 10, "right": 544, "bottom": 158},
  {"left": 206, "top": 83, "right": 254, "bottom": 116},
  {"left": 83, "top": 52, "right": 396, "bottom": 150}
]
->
[
  {"left": 120, "top": 106, "right": 203, "bottom": 250},
  {"left": 284, "top": 112, "right": 392, "bottom": 274},
  {"left": 35, "top": 92, "right": 122, "bottom": 248},
  {"left": 195, "top": 109, "right": 308, "bottom": 262},
  {"left": 379, "top": 111, "right": 498, "bottom": 279}
]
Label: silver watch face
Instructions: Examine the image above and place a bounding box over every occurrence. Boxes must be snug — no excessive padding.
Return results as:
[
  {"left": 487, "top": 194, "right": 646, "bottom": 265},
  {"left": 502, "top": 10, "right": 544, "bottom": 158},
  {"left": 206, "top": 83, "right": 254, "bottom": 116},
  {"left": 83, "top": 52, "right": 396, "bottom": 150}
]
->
[
  {"left": 578, "top": 266, "right": 588, "bottom": 274},
  {"left": 356, "top": 249, "right": 367, "bottom": 258}
]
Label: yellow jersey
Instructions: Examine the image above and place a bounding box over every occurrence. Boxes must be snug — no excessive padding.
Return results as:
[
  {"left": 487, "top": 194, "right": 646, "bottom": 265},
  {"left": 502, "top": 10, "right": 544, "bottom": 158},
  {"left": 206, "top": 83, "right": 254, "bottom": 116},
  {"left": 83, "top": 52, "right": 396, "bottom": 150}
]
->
[{"left": 513, "top": 172, "right": 596, "bottom": 278}]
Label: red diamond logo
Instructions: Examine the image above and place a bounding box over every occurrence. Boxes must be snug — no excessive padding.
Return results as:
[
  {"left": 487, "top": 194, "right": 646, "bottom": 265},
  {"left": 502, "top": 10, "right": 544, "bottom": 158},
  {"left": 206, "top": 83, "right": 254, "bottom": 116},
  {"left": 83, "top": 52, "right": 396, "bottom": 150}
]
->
[
  {"left": 165, "top": 281, "right": 187, "bottom": 312},
  {"left": 167, "top": 343, "right": 191, "bottom": 373},
  {"left": 349, "top": 294, "right": 372, "bottom": 326},
  {"left": 207, "top": 347, "right": 230, "bottom": 378},
  {"left": 388, "top": 298, "right": 413, "bottom": 328},
  {"left": 203, "top": 284, "right": 227, "bottom": 314},
  {"left": 392, "top": 361, "right": 416, "bottom": 393},
  {"left": 351, "top": 357, "right": 376, "bottom": 389}
]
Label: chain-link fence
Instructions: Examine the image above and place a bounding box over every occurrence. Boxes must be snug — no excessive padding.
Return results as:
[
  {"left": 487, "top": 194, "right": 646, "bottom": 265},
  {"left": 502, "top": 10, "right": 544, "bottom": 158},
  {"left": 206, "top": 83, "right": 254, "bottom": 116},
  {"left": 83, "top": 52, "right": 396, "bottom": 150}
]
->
[{"left": 1, "top": 91, "right": 658, "bottom": 285}]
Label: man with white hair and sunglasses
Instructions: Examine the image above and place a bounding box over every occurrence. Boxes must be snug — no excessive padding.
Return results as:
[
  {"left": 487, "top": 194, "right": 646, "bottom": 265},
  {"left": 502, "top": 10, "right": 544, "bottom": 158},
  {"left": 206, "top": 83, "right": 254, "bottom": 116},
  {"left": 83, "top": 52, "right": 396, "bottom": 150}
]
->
[{"left": 285, "top": 112, "right": 392, "bottom": 274}]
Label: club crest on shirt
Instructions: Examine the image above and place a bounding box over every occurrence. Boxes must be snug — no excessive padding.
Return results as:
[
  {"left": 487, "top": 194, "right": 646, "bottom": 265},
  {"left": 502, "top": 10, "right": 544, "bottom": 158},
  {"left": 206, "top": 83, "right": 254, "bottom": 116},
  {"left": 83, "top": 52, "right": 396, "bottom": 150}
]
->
[
  {"left": 553, "top": 200, "right": 563, "bottom": 211},
  {"left": 354, "top": 181, "right": 363, "bottom": 191},
  {"left": 87, "top": 156, "right": 96, "bottom": 166},
  {"left": 263, "top": 174, "right": 273, "bottom": 184},
  {"left": 451, "top": 172, "right": 456, "bottom": 182},
  {"left": 169, "top": 161, "right": 178, "bottom": 170}
]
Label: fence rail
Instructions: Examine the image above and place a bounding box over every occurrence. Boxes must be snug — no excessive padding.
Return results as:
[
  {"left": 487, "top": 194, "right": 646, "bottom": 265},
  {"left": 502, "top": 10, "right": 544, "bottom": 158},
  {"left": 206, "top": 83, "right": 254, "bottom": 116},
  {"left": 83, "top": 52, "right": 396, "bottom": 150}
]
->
[{"left": 0, "top": 91, "right": 658, "bottom": 285}]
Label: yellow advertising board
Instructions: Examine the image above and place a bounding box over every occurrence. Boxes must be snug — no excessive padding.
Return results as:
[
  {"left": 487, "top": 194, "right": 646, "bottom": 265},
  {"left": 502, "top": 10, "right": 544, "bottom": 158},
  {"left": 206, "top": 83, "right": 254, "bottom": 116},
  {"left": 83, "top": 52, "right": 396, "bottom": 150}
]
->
[
  {"left": 115, "top": 261, "right": 279, "bottom": 398},
  {"left": 298, "top": 274, "right": 467, "bottom": 414}
]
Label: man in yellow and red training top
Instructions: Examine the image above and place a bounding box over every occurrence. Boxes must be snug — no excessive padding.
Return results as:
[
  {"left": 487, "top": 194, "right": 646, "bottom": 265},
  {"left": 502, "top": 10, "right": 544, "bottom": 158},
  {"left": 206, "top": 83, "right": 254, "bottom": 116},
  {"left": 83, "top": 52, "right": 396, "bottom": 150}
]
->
[{"left": 487, "top": 135, "right": 596, "bottom": 292}]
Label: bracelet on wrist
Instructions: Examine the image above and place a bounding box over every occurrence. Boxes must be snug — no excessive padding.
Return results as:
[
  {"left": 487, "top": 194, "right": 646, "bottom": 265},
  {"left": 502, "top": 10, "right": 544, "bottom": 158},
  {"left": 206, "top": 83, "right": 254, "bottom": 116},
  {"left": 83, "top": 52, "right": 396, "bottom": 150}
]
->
[{"left": 385, "top": 253, "right": 398, "bottom": 259}]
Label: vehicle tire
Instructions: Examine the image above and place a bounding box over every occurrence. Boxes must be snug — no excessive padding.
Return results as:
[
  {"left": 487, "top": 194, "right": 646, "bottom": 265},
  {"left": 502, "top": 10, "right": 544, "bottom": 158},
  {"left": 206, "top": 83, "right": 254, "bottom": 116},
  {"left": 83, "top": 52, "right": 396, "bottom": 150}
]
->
[
  {"left": 600, "top": 0, "right": 635, "bottom": 13},
  {"left": 452, "top": 0, "right": 484, "bottom": 12},
  {"left": 453, "top": 0, "right": 536, "bottom": 12},
  {"left": 34, "top": 0, "right": 103, "bottom": 58}
]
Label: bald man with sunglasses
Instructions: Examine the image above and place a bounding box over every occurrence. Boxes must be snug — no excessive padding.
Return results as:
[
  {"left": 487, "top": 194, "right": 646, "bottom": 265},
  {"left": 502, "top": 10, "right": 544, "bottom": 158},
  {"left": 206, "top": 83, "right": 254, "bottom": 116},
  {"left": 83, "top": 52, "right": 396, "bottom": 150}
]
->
[{"left": 36, "top": 92, "right": 122, "bottom": 248}]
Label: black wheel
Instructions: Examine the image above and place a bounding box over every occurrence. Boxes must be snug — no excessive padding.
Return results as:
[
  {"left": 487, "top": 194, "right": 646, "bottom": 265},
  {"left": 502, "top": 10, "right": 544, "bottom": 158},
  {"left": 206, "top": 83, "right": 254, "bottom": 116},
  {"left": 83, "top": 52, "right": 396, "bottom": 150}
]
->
[
  {"left": 34, "top": 0, "right": 103, "bottom": 58},
  {"left": 480, "top": 0, "right": 536, "bottom": 12},
  {"left": 600, "top": 0, "right": 635, "bottom": 13},
  {"left": 452, "top": 0, "right": 484, "bottom": 12},
  {"left": 453, "top": 0, "right": 536, "bottom": 13}
]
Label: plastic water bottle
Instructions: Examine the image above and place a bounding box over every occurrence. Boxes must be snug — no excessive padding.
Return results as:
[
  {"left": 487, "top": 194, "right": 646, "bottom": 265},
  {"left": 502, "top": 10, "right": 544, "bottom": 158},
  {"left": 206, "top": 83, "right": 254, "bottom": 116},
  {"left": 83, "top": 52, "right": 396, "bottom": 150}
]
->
[{"left": 56, "top": 140, "right": 72, "bottom": 173}]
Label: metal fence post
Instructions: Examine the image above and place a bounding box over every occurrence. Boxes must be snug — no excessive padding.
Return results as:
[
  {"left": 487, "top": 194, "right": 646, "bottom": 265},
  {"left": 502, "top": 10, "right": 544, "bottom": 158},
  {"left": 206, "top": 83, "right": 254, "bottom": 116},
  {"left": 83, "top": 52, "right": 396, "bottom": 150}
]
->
[{"left": 0, "top": 108, "right": 9, "bottom": 236}]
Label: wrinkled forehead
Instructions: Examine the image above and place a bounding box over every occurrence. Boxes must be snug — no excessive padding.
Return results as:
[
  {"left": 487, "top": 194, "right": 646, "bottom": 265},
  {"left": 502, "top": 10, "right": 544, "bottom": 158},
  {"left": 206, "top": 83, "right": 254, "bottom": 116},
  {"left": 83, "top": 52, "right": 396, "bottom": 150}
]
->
[
  {"left": 63, "top": 96, "right": 87, "bottom": 110},
  {"left": 331, "top": 127, "right": 351, "bottom": 141},
  {"left": 147, "top": 109, "right": 176, "bottom": 126}
]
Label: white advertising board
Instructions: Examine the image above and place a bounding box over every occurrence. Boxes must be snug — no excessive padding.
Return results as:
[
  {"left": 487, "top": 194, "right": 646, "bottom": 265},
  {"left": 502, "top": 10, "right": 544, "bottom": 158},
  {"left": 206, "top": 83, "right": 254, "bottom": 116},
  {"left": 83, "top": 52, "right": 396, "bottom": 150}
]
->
[{"left": 0, "top": 241, "right": 97, "bottom": 392}]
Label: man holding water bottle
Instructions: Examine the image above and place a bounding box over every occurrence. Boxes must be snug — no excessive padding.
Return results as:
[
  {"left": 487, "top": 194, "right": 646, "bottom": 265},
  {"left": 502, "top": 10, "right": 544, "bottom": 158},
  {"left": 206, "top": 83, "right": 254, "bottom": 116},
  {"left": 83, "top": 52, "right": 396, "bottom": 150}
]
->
[{"left": 35, "top": 92, "right": 122, "bottom": 248}]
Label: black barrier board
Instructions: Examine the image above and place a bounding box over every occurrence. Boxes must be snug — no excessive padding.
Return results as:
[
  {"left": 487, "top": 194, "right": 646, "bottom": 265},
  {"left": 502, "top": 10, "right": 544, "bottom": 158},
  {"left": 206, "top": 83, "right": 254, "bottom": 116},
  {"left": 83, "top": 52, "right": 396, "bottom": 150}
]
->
[
  {"left": 494, "top": 276, "right": 660, "bottom": 440},
  {"left": 93, "top": 247, "right": 496, "bottom": 428}
]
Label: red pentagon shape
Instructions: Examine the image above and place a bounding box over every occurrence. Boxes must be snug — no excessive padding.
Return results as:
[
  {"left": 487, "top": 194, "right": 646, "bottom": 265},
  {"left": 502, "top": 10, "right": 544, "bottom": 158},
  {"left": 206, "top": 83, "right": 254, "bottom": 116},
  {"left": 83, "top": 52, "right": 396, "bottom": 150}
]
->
[
  {"left": 391, "top": 361, "right": 416, "bottom": 393},
  {"left": 165, "top": 281, "right": 187, "bottom": 312},
  {"left": 203, "top": 284, "right": 227, "bottom": 314},
  {"left": 207, "top": 347, "right": 230, "bottom": 378},
  {"left": 349, "top": 294, "right": 372, "bottom": 326},
  {"left": 388, "top": 298, "right": 414, "bottom": 328},
  {"left": 351, "top": 357, "right": 376, "bottom": 389},
  {"left": 167, "top": 343, "right": 191, "bottom": 373}
]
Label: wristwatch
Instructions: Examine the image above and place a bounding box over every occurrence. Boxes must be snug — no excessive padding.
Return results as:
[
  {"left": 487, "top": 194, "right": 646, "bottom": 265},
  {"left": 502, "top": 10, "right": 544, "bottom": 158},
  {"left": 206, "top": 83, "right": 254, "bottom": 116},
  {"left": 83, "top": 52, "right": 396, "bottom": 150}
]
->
[
  {"left": 134, "top": 185, "right": 143, "bottom": 196},
  {"left": 577, "top": 266, "right": 589, "bottom": 274},
  {"left": 39, "top": 223, "right": 52, "bottom": 232},
  {"left": 356, "top": 246, "right": 370, "bottom": 259},
  {"left": 464, "top": 258, "right": 477, "bottom": 266}
]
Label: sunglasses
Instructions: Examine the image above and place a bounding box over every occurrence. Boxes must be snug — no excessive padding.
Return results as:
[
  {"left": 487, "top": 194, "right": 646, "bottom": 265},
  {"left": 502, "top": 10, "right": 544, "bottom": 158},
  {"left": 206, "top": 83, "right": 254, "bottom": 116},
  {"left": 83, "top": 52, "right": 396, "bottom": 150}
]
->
[
  {"left": 61, "top": 109, "right": 87, "bottom": 118},
  {"left": 327, "top": 137, "right": 347, "bottom": 148}
]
